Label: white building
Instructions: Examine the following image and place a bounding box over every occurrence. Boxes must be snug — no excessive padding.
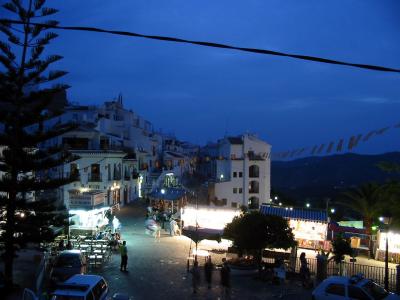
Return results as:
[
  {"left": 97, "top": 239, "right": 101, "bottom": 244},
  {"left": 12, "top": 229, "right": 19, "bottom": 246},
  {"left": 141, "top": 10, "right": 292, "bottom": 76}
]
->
[
  {"left": 34, "top": 95, "right": 196, "bottom": 209},
  {"left": 205, "top": 134, "right": 271, "bottom": 209}
]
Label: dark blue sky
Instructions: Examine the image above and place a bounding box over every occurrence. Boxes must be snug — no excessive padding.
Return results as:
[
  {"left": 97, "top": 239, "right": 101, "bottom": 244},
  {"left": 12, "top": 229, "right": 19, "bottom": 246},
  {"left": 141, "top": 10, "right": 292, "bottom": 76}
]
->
[{"left": 46, "top": 0, "right": 400, "bottom": 154}]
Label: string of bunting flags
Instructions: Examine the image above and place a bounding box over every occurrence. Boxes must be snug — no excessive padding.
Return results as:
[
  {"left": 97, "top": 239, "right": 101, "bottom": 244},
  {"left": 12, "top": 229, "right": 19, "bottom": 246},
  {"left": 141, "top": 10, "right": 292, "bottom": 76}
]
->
[{"left": 272, "top": 121, "right": 400, "bottom": 160}]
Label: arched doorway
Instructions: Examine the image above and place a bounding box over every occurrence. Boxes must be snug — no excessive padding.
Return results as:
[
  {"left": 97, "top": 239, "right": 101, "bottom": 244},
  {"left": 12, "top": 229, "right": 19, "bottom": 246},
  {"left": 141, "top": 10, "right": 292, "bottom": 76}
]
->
[{"left": 248, "top": 196, "right": 260, "bottom": 209}]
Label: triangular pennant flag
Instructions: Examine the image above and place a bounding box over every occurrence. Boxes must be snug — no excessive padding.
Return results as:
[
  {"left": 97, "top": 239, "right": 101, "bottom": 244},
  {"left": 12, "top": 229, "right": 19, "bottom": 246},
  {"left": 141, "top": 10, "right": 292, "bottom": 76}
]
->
[
  {"left": 376, "top": 127, "right": 390, "bottom": 135},
  {"left": 348, "top": 136, "right": 356, "bottom": 150},
  {"left": 336, "top": 139, "right": 344, "bottom": 152},
  {"left": 326, "top": 142, "right": 334, "bottom": 153},
  {"left": 363, "top": 131, "right": 375, "bottom": 142},
  {"left": 353, "top": 134, "right": 363, "bottom": 148},
  {"left": 317, "top": 144, "right": 325, "bottom": 154},
  {"left": 311, "top": 145, "right": 318, "bottom": 155},
  {"left": 297, "top": 148, "right": 306, "bottom": 156}
]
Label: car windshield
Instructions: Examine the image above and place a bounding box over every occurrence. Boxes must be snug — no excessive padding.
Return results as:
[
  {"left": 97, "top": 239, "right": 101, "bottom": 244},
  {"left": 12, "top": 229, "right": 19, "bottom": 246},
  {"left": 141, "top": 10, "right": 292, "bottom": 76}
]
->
[
  {"left": 55, "top": 255, "right": 81, "bottom": 268},
  {"left": 362, "top": 280, "right": 389, "bottom": 300},
  {"left": 52, "top": 296, "right": 84, "bottom": 300}
]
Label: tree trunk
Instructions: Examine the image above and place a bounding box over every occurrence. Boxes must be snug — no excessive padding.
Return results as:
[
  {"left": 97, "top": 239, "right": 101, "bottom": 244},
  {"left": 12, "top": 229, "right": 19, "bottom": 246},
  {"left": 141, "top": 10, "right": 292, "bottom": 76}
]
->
[
  {"left": 4, "top": 187, "right": 17, "bottom": 290},
  {"left": 364, "top": 218, "right": 374, "bottom": 258}
]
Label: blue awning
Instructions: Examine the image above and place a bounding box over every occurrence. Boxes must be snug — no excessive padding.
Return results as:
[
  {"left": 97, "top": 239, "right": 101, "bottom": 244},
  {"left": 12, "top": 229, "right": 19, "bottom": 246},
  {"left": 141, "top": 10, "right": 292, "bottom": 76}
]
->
[
  {"left": 259, "top": 205, "right": 327, "bottom": 222},
  {"left": 149, "top": 187, "right": 187, "bottom": 201}
]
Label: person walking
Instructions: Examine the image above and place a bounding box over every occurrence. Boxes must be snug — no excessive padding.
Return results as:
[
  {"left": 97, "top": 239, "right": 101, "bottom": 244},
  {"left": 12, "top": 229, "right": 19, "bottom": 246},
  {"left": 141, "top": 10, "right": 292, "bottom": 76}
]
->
[
  {"left": 191, "top": 260, "right": 200, "bottom": 294},
  {"left": 300, "top": 252, "right": 312, "bottom": 288},
  {"left": 204, "top": 256, "right": 214, "bottom": 289},
  {"left": 119, "top": 240, "right": 128, "bottom": 271},
  {"left": 220, "top": 258, "right": 231, "bottom": 298}
]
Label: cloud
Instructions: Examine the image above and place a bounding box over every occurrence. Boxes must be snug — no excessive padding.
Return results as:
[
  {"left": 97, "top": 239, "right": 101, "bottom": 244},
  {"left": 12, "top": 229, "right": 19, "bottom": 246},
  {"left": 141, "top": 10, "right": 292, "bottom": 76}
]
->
[{"left": 353, "top": 97, "right": 399, "bottom": 104}]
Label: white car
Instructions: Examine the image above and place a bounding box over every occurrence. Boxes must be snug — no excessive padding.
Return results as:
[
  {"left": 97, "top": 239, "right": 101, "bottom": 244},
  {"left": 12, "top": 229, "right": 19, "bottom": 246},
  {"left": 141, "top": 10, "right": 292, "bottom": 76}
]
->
[
  {"left": 312, "top": 274, "right": 400, "bottom": 300},
  {"left": 51, "top": 274, "right": 109, "bottom": 300}
]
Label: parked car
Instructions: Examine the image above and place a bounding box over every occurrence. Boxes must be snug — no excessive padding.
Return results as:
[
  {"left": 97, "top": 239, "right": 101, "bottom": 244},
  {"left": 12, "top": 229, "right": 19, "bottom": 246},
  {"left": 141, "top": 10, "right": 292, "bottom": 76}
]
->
[
  {"left": 51, "top": 274, "right": 108, "bottom": 300},
  {"left": 312, "top": 274, "right": 400, "bottom": 300},
  {"left": 50, "top": 250, "right": 87, "bottom": 285}
]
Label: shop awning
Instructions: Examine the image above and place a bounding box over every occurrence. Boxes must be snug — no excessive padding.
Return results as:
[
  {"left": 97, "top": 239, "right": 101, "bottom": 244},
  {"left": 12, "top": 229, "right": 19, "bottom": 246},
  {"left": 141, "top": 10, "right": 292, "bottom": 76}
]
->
[
  {"left": 260, "top": 205, "right": 327, "bottom": 222},
  {"left": 182, "top": 227, "right": 222, "bottom": 243},
  {"left": 149, "top": 187, "right": 186, "bottom": 201}
]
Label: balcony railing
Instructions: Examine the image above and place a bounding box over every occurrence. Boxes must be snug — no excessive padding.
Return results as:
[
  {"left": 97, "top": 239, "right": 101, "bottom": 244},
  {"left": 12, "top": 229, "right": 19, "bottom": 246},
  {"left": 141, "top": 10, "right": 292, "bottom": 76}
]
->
[{"left": 88, "top": 173, "right": 102, "bottom": 182}]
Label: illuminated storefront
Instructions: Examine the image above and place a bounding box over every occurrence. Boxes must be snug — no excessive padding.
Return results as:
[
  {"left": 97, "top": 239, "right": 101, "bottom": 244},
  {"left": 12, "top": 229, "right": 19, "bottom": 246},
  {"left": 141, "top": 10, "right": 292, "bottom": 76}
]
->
[
  {"left": 260, "top": 205, "right": 329, "bottom": 250},
  {"left": 182, "top": 205, "right": 241, "bottom": 231},
  {"left": 376, "top": 231, "right": 400, "bottom": 263}
]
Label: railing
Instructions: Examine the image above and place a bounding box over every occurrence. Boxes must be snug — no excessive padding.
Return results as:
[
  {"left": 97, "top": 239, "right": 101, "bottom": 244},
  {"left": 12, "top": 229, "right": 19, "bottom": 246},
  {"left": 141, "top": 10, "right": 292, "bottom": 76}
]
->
[
  {"left": 88, "top": 173, "right": 102, "bottom": 182},
  {"left": 264, "top": 257, "right": 397, "bottom": 291}
]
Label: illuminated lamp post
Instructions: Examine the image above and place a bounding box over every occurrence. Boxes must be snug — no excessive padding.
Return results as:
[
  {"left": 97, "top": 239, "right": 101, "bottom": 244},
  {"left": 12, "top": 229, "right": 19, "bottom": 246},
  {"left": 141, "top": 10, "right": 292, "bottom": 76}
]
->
[{"left": 380, "top": 215, "right": 392, "bottom": 291}]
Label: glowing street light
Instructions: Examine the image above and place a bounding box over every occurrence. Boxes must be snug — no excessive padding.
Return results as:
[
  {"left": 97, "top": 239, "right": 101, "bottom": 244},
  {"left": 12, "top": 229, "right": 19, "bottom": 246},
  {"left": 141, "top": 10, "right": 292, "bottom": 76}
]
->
[
  {"left": 161, "top": 188, "right": 166, "bottom": 195},
  {"left": 279, "top": 202, "right": 282, "bottom": 206},
  {"left": 306, "top": 203, "right": 310, "bottom": 208},
  {"left": 274, "top": 196, "right": 278, "bottom": 200},
  {"left": 330, "top": 208, "right": 335, "bottom": 214}
]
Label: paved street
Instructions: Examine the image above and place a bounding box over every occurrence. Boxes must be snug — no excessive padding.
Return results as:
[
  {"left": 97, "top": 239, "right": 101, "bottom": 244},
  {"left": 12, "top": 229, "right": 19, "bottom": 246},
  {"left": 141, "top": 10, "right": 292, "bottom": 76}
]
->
[{"left": 90, "top": 202, "right": 312, "bottom": 300}]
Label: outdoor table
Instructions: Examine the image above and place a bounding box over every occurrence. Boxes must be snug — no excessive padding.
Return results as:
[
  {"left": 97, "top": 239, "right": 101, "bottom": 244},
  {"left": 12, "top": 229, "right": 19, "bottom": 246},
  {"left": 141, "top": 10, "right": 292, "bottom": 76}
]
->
[{"left": 88, "top": 254, "right": 103, "bottom": 267}]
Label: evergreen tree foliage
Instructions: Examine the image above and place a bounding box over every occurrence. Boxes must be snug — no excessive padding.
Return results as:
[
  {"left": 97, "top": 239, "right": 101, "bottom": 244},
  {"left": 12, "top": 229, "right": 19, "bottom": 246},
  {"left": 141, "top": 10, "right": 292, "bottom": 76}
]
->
[
  {"left": 223, "top": 211, "right": 295, "bottom": 262},
  {"left": 0, "top": 0, "right": 75, "bottom": 289}
]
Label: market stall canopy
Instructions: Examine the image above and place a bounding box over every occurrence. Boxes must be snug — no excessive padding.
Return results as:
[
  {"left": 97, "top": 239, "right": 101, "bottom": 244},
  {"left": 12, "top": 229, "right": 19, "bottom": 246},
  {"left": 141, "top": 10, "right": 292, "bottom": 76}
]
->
[
  {"left": 329, "top": 221, "right": 369, "bottom": 239},
  {"left": 149, "top": 187, "right": 186, "bottom": 201},
  {"left": 182, "top": 226, "right": 222, "bottom": 243},
  {"left": 260, "top": 205, "right": 327, "bottom": 222}
]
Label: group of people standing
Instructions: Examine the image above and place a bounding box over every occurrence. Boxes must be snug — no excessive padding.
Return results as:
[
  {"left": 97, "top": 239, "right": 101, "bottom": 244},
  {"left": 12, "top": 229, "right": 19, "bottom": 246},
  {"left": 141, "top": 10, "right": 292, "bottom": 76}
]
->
[{"left": 190, "top": 257, "right": 231, "bottom": 297}]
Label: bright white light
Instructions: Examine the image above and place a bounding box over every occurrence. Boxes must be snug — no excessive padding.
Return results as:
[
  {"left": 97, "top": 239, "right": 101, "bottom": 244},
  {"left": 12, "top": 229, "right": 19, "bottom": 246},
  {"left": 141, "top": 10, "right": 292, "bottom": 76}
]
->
[
  {"left": 138, "top": 175, "right": 143, "bottom": 198},
  {"left": 285, "top": 207, "right": 288, "bottom": 210},
  {"left": 379, "top": 216, "right": 384, "bottom": 222},
  {"left": 69, "top": 207, "right": 110, "bottom": 229},
  {"left": 80, "top": 187, "right": 89, "bottom": 193},
  {"left": 166, "top": 173, "right": 174, "bottom": 176},
  {"left": 181, "top": 206, "right": 240, "bottom": 230},
  {"left": 20, "top": 212, "right": 25, "bottom": 218},
  {"left": 220, "top": 174, "right": 224, "bottom": 179},
  {"left": 290, "top": 207, "right": 293, "bottom": 211},
  {"left": 161, "top": 189, "right": 166, "bottom": 194},
  {"left": 191, "top": 249, "right": 209, "bottom": 257},
  {"left": 330, "top": 208, "right": 335, "bottom": 214},
  {"left": 279, "top": 202, "right": 282, "bottom": 206},
  {"left": 306, "top": 203, "right": 310, "bottom": 208},
  {"left": 289, "top": 219, "right": 327, "bottom": 241},
  {"left": 274, "top": 196, "right": 278, "bottom": 200},
  {"left": 378, "top": 231, "right": 400, "bottom": 253}
]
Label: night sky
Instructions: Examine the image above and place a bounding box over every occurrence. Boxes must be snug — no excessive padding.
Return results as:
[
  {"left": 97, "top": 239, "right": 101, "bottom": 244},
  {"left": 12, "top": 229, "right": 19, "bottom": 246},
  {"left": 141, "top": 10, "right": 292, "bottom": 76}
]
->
[{"left": 27, "top": 1, "right": 400, "bottom": 154}]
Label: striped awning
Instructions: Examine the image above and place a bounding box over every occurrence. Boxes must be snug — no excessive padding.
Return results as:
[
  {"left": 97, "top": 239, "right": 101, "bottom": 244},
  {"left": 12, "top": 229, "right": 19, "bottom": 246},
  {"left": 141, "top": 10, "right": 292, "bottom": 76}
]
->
[{"left": 259, "top": 205, "right": 327, "bottom": 222}]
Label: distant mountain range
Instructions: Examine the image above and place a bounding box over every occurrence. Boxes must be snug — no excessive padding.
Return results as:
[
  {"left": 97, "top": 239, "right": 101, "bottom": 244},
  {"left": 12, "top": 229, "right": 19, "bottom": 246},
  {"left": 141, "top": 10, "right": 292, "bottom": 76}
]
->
[{"left": 271, "top": 152, "right": 400, "bottom": 203}]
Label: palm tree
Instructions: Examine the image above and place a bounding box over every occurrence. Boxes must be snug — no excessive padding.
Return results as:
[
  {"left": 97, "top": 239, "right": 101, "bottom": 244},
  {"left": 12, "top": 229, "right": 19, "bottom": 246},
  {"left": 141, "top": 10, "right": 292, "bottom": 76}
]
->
[{"left": 340, "top": 183, "right": 384, "bottom": 257}]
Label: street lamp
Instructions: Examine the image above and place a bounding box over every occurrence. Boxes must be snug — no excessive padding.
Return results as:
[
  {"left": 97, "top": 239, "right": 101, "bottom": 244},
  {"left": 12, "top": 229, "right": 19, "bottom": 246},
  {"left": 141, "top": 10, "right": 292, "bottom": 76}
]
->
[
  {"left": 161, "top": 188, "right": 166, "bottom": 195},
  {"left": 279, "top": 202, "right": 282, "bottom": 206},
  {"left": 306, "top": 203, "right": 310, "bottom": 208},
  {"left": 274, "top": 196, "right": 278, "bottom": 200},
  {"left": 380, "top": 215, "right": 392, "bottom": 291},
  {"left": 330, "top": 208, "right": 335, "bottom": 214}
]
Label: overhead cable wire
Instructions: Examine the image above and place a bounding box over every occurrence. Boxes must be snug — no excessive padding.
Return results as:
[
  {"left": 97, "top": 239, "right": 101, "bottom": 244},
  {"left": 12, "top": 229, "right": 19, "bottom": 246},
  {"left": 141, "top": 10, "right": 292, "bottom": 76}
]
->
[{"left": 1, "top": 19, "right": 400, "bottom": 74}]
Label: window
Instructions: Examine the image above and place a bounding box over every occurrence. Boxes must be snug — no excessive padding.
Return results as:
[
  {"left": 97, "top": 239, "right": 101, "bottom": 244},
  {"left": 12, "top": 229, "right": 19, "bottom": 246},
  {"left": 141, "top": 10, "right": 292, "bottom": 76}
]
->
[
  {"left": 325, "top": 284, "right": 345, "bottom": 297},
  {"left": 233, "top": 188, "right": 237, "bottom": 194},
  {"left": 249, "top": 165, "right": 260, "bottom": 178},
  {"left": 93, "top": 279, "right": 108, "bottom": 300},
  {"left": 231, "top": 202, "right": 238, "bottom": 208},
  {"left": 238, "top": 172, "right": 243, "bottom": 178},
  {"left": 248, "top": 197, "right": 260, "bottom": 209},
  {"left": 249, "top": 180, "right": 259, "bottom": 194},
  {"left": 233, "top": 172, "right": 237, "bottom": 178},
  {"left": 348, "top": 285, "right": 370, "bottom": 300},
  {"left": 238, "top": 188, "right": 243, "bottom": 194}
]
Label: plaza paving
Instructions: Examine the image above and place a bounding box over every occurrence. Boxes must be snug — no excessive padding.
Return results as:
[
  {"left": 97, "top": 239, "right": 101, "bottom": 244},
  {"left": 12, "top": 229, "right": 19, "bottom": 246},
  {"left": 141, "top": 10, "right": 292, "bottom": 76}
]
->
[{"left": 90, "top": 202, "right": 312, "bottom": 299}]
